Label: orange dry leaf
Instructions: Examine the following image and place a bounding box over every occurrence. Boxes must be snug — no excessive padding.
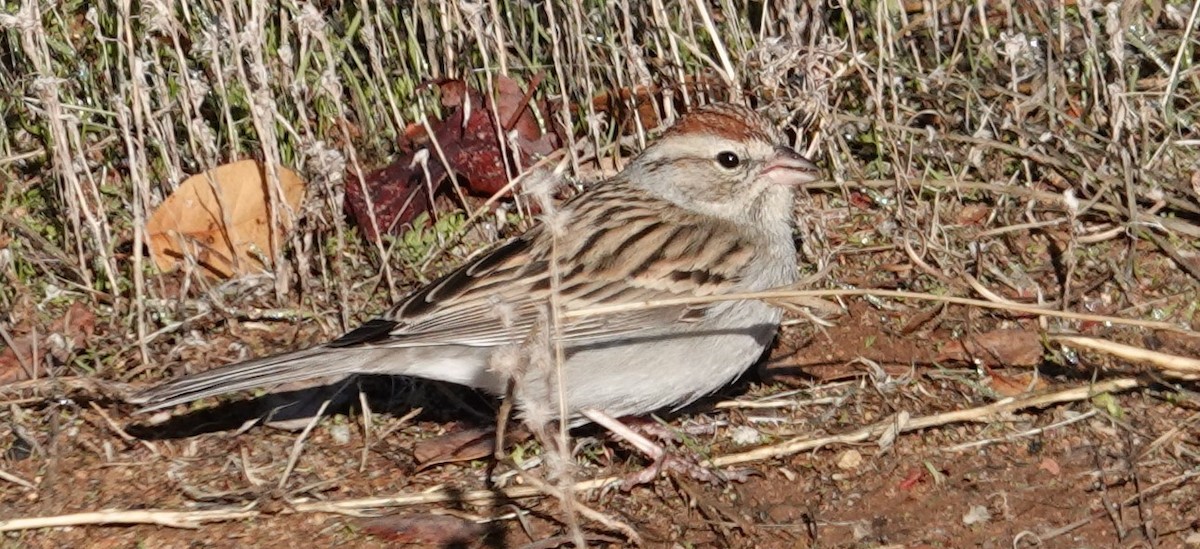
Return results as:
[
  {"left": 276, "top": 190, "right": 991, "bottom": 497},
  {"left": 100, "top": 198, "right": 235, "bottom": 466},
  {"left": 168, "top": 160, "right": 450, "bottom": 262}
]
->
[
  {"left": 1038, "top": 457, "right": 1062, "bottom": 476},
  {"left": 987, "top": 371, "right": 1050, "bottom": 397},
  {"left": 146, "top": 160, "right": 305, "bottom": 278}
]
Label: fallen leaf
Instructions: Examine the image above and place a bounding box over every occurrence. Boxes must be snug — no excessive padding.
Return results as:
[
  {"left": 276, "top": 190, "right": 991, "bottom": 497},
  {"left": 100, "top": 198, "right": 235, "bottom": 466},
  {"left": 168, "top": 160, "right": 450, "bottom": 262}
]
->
[
  {"left": 987, "top": 370, "right": 1050, "bottom": 397},
  {"left": 359, "top": 513, "right": 487, "bottom": 545},
  {"left": 937, "top": 329, "right": 1044, "bottom": 367},
  {"left": 898, "top": 468, "right": 925, "bottom": 490},
  {"left": 956, "top": 204, "right": 991, "bottom": 225},
  {"left": 1038, "top": 457, "right": 1061, "bottom": 476},
  {"left": 343, "top": 157, "right": 434, "bottom": 239},
  {"left": 413, "top": 427, "right": 497, "bottom": 470},
  {"left": 488, "top": 74, "right": 546, "bottom": 148},
  {"left": 413, "top": 425, "right": 530, "bottom": 471},
  {"left": 848, "top": 191, "right": 875, "bottom": 210},
  {"left": 0, "top": 302, "right": 95, "bottom": 384},
  {"left": 345, "top": 75, "right": 562, "bottom": 240},
  {"left": 146, "top": 160, "right": 305, "bottom": 278}
]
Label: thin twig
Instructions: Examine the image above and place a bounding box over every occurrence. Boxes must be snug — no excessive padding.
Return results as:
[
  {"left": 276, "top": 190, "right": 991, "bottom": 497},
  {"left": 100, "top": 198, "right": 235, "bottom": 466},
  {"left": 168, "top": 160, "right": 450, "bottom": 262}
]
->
[
  {"left": 1050, "top": 335, "right": 1200, "bottom": 377},
  {"left": 0, "top": 378, "right": 1146, "bottom": 533},
  {"left": 0, "top": 470, "right": 37, "bottom": 491},
  {"left": 941, "top": 409, "right": 1100, "bottom": 452},
  {"left": 0, "top": 507, "right": 259, "bottom": 531},
  {"left": 87, "top": 401, "right": 159, "bottom": 456},
  {"left": 1035, "top": 470, "right": 1200, "bottom": 543},
  {"left": 278, "top": 398, "right": 333, "bottom": 491},
  {"left": 563, "top": 286, "right": 1193, "bottom": 335},
  {"left": 708, "top": 378, "right": 1141, "bottom": 467}
]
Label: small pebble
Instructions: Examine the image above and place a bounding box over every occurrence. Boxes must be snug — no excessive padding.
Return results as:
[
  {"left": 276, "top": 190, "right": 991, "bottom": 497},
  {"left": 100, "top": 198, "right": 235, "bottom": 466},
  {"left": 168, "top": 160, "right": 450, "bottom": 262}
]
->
[
  {"left": 836, "top": 449, "right": 862, "bottom": 470},
  {"left": 328, "top": 423, "right": 351, "bottom": 445},
  {"left": 729, "top": 425, "right": 762, "bottom": 446},
  {"left": 962, "top": 504, "right": 991, "bottom": 525}
]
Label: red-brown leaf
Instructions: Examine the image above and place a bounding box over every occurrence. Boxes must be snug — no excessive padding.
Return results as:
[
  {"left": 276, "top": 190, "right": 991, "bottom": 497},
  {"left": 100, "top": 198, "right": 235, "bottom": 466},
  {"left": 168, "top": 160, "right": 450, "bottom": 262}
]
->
[
  {"left": 343, "top": 76, "right": 561, "bottom": 239},
  {"left": 0, "top": 302, "right": 95, "bottom": 385}
]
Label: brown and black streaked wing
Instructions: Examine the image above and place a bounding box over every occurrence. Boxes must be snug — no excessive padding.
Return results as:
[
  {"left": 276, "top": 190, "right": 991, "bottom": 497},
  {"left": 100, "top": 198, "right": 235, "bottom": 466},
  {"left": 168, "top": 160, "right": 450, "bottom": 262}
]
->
[{"left": 334, "top": 185, "right": 756, "bottom": 350}]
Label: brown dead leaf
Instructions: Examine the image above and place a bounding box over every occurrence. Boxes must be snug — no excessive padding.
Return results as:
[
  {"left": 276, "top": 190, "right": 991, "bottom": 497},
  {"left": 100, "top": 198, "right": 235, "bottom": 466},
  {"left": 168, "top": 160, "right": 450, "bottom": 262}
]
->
[
  {"left": 898, "top": 468, "right": 926, "bottom": 490},
  {"left": 412, "top": 425, "right": 530, "bottom": 471},
  {"left": 359, "top": 513, "right": 488, "bottom": 545},
  {"left": 956, "top": 204, "right": 991, "bottom": 225},
  {"left": 987, "top": 371, "right": 1049, "bottom": 397},
  {"left": 1039, "top": 457, "right": 1062, "bottom": 476},
  {"left": 413, "top": 427, "right": 496, "bottom": 470},
  {"left": 0, "top": 302, "right": 95, "bottom": 385},
  {"left": 937, "top": 329, "right": 1044, "bottom": 367},
  {"left": 146, "top": 160, "right": 305, "bottom": 278}
]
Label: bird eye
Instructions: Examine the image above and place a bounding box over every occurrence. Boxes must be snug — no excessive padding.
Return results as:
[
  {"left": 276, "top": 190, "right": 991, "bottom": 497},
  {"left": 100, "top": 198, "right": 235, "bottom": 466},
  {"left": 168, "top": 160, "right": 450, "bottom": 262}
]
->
[{"left": 715, "top": 151, "right": 741, "bottom": 169}]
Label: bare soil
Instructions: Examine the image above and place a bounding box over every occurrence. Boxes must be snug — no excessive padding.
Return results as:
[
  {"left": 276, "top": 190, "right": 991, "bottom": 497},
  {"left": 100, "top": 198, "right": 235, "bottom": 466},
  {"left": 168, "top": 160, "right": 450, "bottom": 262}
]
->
[
  {"left": 4, "top": 1, "right": 1200, "bottom": 547},
  {"left": 6, "top": 178, "right": 1200, "bottom": 548},
  {"left": 4, "top": 285, "right": 1199, "bottom": 548}
]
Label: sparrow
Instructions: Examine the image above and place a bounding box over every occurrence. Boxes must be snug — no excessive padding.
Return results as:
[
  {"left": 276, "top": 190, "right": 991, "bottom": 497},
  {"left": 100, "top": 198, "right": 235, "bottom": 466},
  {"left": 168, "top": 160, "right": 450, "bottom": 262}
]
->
[{"left": 131, "top": 103, "right": 821, "bottom": 425}]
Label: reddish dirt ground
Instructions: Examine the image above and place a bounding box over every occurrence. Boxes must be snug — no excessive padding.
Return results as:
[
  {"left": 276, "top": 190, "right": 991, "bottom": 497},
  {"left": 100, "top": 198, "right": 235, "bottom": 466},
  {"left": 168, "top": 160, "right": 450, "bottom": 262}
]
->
[
  {"left": 4, "top": 177, "right": 1200, "bottom": 548},
  {"left": 4, "top": 300, "right": 1199, "bottom": 548}
]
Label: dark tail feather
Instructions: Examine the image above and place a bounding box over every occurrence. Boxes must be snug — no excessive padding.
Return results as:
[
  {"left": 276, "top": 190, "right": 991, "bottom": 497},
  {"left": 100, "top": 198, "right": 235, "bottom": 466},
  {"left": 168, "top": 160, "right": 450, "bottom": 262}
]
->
[{"left": 130, "top": 346, "right": 382, "bottom": 413}]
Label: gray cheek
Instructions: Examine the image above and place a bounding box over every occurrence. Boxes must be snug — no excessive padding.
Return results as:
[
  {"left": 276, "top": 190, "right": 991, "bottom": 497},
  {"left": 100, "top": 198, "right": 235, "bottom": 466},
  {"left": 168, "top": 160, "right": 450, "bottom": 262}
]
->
[{"left": 671, "top": 167, "right": 730, "bottom": 199}]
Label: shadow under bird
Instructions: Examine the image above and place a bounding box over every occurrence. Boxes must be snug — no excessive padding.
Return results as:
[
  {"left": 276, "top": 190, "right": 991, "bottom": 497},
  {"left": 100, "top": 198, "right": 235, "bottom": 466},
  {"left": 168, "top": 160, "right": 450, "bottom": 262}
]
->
[{"left": 132, "top": 103, "right": 821, "bottom": 425}]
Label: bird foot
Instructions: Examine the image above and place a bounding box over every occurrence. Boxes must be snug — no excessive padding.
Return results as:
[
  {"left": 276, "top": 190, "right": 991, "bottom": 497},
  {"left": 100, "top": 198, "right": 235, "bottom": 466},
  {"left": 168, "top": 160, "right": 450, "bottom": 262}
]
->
[
  {"left": 620, "top": 451, "right": 727, "bottom": 490},
  {"left": 579, "top": 409, "right": 745, "bottom": 490}
]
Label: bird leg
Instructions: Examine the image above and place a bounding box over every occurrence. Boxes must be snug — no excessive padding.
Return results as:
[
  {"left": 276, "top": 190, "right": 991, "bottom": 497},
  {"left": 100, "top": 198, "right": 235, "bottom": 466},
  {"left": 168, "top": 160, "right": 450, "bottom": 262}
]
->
[
  {"left": 580, "top": 409, "right": 727, "bottom": 488},
  {"left": 494, "top": 377, "right": 518, "bottom": 461}
]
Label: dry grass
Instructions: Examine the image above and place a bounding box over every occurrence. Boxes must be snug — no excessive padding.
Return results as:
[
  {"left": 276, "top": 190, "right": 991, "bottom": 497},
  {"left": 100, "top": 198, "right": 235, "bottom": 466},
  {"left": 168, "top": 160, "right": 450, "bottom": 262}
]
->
[{"left": 2, "top": 0, "right": 1200, "bottom": 546}]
